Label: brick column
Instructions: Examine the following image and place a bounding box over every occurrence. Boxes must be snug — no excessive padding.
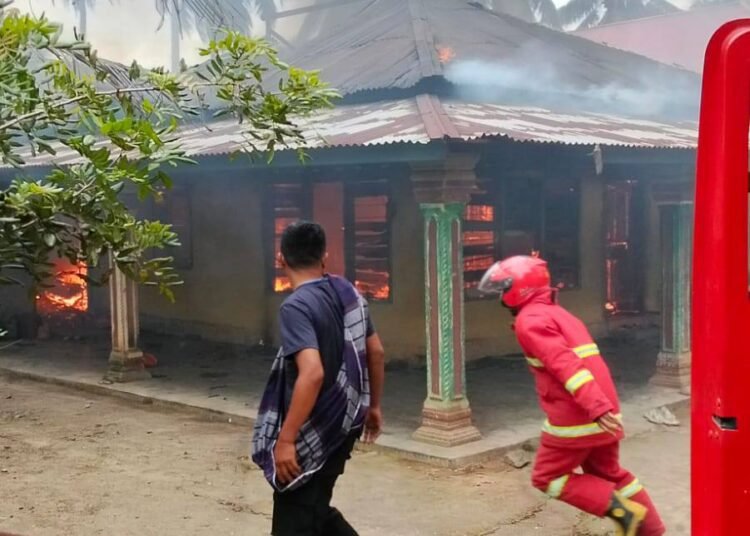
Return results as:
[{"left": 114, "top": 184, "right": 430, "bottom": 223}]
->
[
  {"left": 652, "top": 202, "right": 692, "bottom": 392},
  {"left": 105, "top": 264, "right": 149, "bottom": 383},
  {"left": 411, "top": 154, "right": 481, "bottom": 447}
]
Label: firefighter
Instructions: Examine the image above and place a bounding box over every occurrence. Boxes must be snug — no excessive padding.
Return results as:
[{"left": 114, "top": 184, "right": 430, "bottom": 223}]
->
[{"left": 479, "top": 255, "right": 665, "bottom": 536}]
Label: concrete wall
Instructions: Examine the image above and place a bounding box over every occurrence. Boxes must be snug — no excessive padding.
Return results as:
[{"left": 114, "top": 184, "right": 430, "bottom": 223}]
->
[
  {"left": 133, "top": 163, "right": 610, "bottom": 363},
  {"left": 264, "top": 174, "right": 427, "bottom": 361},
  {"left": 263, "top": 169, "right": 607, "bottom": 362},
  {"left": 644, "top": 190, "right": 663, "bottom": 314},
  {"left": 0, "top": 285, "right": 34, "bottom": 338},
  {"left": 139, "top": 173, "right": 269, "bottom": 346},
  {"left": 464, "top": 173, "right": 608, "bottom": 359},
  {"left": 0, "top": 265, "right": 109, "bottom": 339},
  {"left": 0, "top": 161, "right": 614, "bottom": 366}
]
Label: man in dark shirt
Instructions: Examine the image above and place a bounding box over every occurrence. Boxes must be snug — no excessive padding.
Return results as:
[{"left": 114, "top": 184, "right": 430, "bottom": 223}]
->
[{"left": 271, "top": 221, "right": 385, "bottom": 536}]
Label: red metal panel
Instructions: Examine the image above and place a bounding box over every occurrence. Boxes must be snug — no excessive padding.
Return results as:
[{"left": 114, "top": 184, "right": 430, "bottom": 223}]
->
[{"left": 693, "top": 19, "right": 750, "bottom": 535}]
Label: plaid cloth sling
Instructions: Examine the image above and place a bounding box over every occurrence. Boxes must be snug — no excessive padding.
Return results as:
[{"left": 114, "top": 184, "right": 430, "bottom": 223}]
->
[{"left": 251, "top": 275, "right": 371, "bottom": 492}]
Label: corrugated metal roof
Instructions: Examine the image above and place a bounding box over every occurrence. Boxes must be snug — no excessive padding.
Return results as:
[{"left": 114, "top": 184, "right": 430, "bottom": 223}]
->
[
  {"left": 7, "top": 96, "right": 697, "bottom": 169},
  {"left": 268, "top": 0, "right": 699, "bottom": 96},
  {"left": 445, "top": 102, "right": 698, "bottom": 148}
]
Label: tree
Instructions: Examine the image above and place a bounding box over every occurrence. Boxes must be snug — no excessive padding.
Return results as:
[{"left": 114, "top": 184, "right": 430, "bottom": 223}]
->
[
  {"left": 557, "top": 0, "right": 678, "bottom": 30},
  {"left": 0, "top": 2, "right": 336, "bottom": 303},
  {"left": 527, "top": 0, "right": 561, "bottom": 28},
  {"left": 154, "top": 0, "right": 258, "bottom": 71},
  {"left": 61, "top": 0, "right": 93, "bottom": 36}
]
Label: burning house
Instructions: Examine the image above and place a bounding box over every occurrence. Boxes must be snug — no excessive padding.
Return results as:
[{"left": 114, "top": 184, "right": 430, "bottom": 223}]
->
[
  {"left": 1, "top": 0, "right": 700, "bottom": 446},
  {"left": 35, "top": 259, "right": 89, "bottom": 318}
]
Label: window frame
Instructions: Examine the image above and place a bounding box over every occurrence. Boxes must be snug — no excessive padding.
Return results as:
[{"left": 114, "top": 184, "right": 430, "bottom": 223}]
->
[
  {"left": 463, "top": 179, "right": 501, "bottom": 300},
  {"left": 541, "top": 178, "right": 581, "bottom": 290},
  {"left": 265, "top": 179, "right": 393, "bottom": 302},
  {"left": 264, "top": 180, "right": 312, "bottom": 294},
  {"left": 463, "top": 177, "right": 582, "bottom": 297},
  {"left": 345, "top": 180, "right": 394, "bottom": 303}
]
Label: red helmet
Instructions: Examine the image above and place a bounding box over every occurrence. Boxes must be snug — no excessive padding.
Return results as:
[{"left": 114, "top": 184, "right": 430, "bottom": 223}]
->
[{"left": 478, "top": 255, "right": 551, "bottom": 308}]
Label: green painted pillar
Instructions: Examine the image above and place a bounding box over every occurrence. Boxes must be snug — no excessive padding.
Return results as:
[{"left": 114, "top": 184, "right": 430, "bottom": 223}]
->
[
  {"left": 652, "top": 203, "right": 692, "bottom": 392},
  {"left": 411, "top": 155, "right": 481, "bottom": 446}
]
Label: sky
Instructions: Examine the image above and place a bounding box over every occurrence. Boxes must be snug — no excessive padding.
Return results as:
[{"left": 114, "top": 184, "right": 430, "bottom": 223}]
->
[{"left": 22, "top": 0, "right": 219, "bottom": 67}]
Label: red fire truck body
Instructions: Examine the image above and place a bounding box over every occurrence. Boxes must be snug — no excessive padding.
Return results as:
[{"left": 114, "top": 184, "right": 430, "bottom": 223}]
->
[{"left": 694, "top": 19, "right": 750, "bottom": 535}]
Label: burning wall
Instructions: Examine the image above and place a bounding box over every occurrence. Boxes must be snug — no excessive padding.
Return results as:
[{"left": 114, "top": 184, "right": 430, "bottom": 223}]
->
[
  {"left": 135, "top": 164, "right": 612, "bottom": 361},
  {"left": 36, "top": 258, "right": 89, "bottom": 317}
]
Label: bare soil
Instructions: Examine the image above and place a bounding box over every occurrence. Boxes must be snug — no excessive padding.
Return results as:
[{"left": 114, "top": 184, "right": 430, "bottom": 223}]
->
[{"left": 0, "top": 376, "right": 687, "bottom": 535}]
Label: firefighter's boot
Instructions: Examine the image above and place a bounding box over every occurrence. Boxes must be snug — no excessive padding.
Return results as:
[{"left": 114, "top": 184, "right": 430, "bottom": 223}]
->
[{"left": 606, "top": 492, "right": 648, "bottom": 536}]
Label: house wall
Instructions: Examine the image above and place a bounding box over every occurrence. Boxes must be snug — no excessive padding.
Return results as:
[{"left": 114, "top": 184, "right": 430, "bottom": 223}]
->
[
  {"left": 1, "top": 157, "right": 662, "bottom": 368},
  {"left": 644, "top": 190, "right": 663, "bottom": 314},
  {"left": 0, "top": 264, "right": 109, "bottom": 339},
  {"left": 130, "top": 149, "right": 616, "bottom": 364},
  {"left": 1, "top": 149, "right": 693, "bottom": 370},
  {"left": 139, "top": 173, "right": 269, "bottom": 346},
  {"left": 463, "top": 173, "right": 608, "bottom": 358},
  {"left": 265, "top": 174, "right": 428, "bottom": 360},
  {"left": 0, "top": 285, "right": 34, "bottom": 338},
  {"left": 136, "top": 161, "right": 610, "bottom": 364}
]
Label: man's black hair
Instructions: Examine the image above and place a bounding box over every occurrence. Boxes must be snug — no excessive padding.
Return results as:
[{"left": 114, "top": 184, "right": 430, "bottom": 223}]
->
[{"left": 280, "top": 221, "right": 327, "bottom": 269}]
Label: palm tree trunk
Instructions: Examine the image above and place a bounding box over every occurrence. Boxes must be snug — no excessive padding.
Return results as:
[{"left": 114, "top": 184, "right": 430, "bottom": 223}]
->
[
  {"left": 170, "top": 0, "right": 182, "bottom": 73},
  {"left": 76, "top": 0, "right": 88, "bottom": 37}
]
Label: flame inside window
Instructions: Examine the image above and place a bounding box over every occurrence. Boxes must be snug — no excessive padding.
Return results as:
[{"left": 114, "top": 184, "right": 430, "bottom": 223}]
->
[
  {"left": 465, "top": 205, "right": 494, "bottom": 223},
  {"left": 270, "top": 182, "right": 391, "bottom": 300},
  {"left": 353, "top": 194, "right": 390, "bottom": 301},
  {"left": 36, "top": 259, "right": 89, "bottom": 315},
  {"left": 274, "top": 276, "right": 292, "bottom": 293},
  {"left": 463, "top": 201, "right": 496, "bottom": 292},
  {"left": 272, "top": 184, "right": 304, "bottom": 294}
]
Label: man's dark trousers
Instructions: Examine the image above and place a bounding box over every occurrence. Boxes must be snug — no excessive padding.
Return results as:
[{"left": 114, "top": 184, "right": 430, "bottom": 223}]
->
[{"left": 271, "top": 432, "right": 360, "bottom": 536}]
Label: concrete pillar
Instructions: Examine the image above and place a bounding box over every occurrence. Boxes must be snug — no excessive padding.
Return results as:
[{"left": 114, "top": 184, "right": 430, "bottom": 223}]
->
[
  {"left": 411, "top": 154, "right": 481, "bottom": 446},
  {"left": 105, "top": 265, "right": 149, "bottom": 383},
  {"left": 652, "top": 203, "right": 692, "bottom": 392}
]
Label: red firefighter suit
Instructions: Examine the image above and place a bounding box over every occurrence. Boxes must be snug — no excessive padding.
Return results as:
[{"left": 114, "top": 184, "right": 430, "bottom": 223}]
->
[{"left": 514, "top": 289, "right": 665, "bottom": 535}]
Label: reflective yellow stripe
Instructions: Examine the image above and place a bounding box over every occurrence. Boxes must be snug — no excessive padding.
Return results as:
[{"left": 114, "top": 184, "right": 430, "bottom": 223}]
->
[
  {"left": 565, "top": 370, "right": 594, "bottom": 394},
  {"left": 546, "top": 475, "right": 569, "bottom": 499},
  {"left": 526, "top": 344, "right": 600, "bottom": 370},
  {"left": 526, "top": 357, "right": 544, "bottom": 368},
  {"left": 542, "top": 414, "right": 622, "bottom": 438},
  {"left": 574, "top": 343, "right": 600, "bottom": 359},
  {"left": 618, "top": 478, "right": 643, "bottom": 499}
]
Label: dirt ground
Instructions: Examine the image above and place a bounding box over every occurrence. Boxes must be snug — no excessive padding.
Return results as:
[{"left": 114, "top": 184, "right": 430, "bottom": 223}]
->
[{"left": 0, "top": 376, "right": 688, "bottom": 536}]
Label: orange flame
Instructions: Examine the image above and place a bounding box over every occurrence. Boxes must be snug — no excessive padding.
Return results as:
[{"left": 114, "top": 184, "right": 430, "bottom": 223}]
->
[
  {"left": 36, "top": 261, "right": 88, "bottom": 315},
  {"left": 356, "top": 280, "right": 390, "bottom": 301},
  {"left": 464, "top": 205, "right": 494, "bottom": 223},
  {"left": 274, "top": 277, "right": 292, "bottom": 293},
  {"left": 437, "top": 46, "right": 456, "bottom": 64}
]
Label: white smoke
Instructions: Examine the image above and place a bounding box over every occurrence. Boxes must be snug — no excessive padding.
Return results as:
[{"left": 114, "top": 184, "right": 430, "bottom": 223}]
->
[{"left": 444, "top": 58, "right": 699, "bottom": 120}]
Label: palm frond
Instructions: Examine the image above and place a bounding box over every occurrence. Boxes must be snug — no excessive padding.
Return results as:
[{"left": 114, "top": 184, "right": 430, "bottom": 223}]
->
[
  {"left": 558, "top": 0, "right": 601, "bottom": 29},
  {"left": 155, "top": 0, "right": 257, "bottom": 39},
  {"left": 528, "top": 0, "right": 561, "bottom": 28},
  {"left": 53, "top": 0, "right": 98, "bottom": 10},
  {"left": 255, "top": 0, "right": 280, "bottom": 22}
]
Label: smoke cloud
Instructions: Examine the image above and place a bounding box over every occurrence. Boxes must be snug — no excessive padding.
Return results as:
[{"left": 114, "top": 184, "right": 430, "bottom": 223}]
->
[{"left": 444, "top": 56, "right": 700, "bottom": 120}]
